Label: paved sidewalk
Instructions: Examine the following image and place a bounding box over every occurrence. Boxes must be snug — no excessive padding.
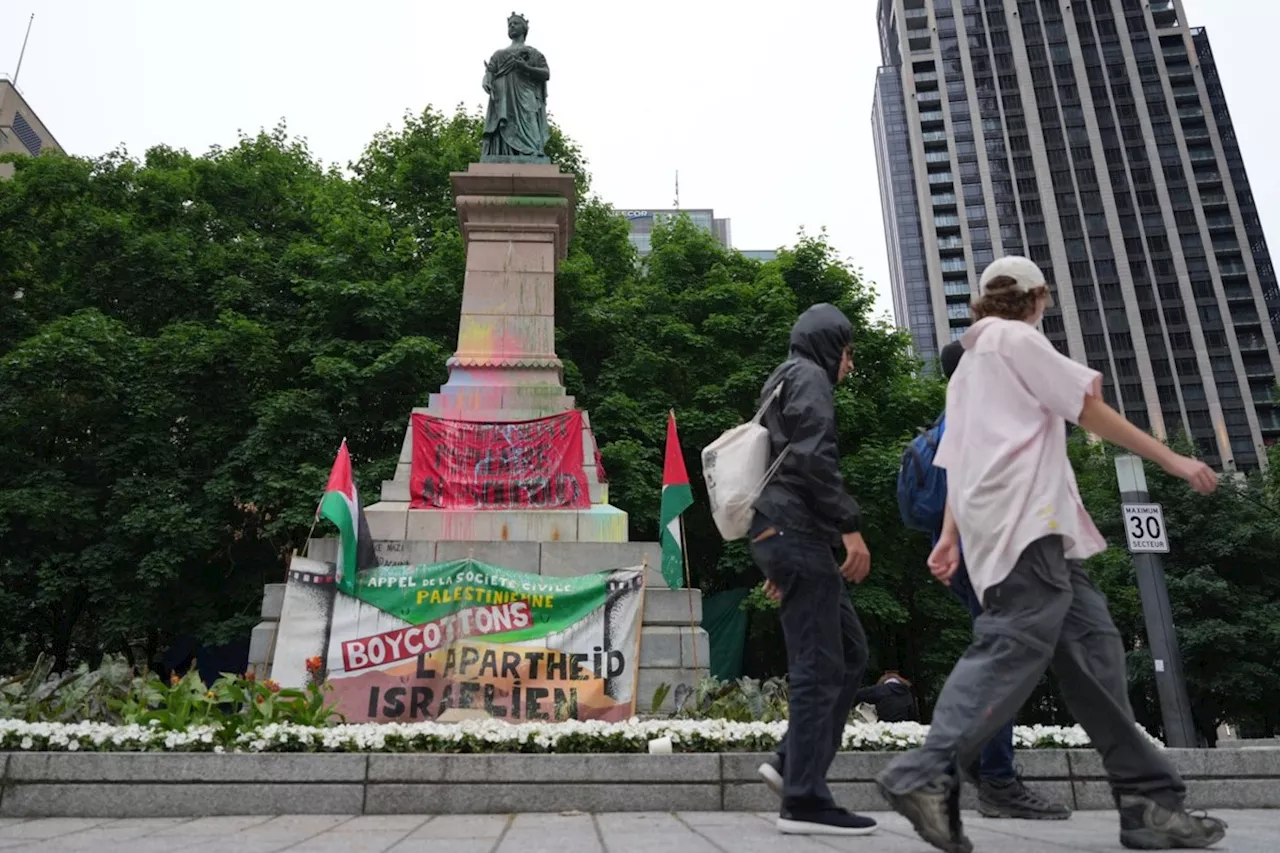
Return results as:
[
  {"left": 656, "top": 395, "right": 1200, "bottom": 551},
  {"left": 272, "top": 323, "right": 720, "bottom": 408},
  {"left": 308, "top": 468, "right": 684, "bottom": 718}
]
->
[{"left": 0, "top": 810, "right": 1269, "bottom": 852}]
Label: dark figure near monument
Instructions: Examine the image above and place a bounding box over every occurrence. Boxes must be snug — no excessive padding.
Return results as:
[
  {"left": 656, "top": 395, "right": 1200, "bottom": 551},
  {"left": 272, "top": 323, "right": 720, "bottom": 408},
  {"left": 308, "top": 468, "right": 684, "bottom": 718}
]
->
[{"left": 481, "top": 13, "right": 551, "bottom": 161}]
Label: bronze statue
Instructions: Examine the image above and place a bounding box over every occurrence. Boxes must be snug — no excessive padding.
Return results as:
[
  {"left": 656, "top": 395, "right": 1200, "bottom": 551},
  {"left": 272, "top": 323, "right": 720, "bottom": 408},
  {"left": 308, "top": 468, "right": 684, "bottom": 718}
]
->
[{"left": 481, "top": 13, "right": 551, "bottom": 160}]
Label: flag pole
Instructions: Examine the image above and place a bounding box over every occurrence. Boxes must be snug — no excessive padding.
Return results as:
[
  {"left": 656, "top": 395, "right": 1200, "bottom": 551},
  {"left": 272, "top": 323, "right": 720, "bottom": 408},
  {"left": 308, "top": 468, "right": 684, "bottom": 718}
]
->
[
  {"left": 303, "top": 436, "right": 347, "bottom": 558},
  {"left": 678, "top": 511, "right": 700, "bottom": 673}
]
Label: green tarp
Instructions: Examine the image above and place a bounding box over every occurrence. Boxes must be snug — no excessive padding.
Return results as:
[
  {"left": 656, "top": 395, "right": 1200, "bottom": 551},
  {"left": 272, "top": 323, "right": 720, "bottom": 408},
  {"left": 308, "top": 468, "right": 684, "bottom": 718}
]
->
[{"left": 702, "top": 587, "right": 750, "bottom": 681}]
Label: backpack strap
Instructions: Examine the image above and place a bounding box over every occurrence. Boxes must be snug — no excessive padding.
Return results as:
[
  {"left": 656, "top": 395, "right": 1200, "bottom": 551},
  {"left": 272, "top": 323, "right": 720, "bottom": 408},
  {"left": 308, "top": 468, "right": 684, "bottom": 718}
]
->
[
  {"left": 751, "top": 375, "right": 791, "bottom": 491},
  {"left": 751, "top": 381, "right": 785, "bottom": 425}
]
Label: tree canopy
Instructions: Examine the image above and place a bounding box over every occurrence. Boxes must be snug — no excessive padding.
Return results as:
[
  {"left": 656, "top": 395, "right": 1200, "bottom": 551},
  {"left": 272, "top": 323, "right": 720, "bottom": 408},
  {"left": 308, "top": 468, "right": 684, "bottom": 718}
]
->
[{"left": 3, "top": 106, "right": 1280, "bottom": 741}]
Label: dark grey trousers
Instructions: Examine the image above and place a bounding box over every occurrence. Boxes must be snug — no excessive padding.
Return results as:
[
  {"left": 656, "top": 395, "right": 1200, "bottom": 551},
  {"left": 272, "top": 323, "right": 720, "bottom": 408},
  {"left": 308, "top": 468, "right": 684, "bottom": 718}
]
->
[
  {"left": 750, "top": 519, "right": 869, "bottom": 810},
  {"left": 879, "top": 535, "right": 1185, "bottom": 808}
]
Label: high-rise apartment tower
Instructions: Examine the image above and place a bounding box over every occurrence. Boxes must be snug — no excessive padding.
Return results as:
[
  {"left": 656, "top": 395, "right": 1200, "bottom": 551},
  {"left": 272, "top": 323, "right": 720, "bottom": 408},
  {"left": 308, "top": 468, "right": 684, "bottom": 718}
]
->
[{"left": 873, "top": 0, "right": 1280, "bottom": 470}]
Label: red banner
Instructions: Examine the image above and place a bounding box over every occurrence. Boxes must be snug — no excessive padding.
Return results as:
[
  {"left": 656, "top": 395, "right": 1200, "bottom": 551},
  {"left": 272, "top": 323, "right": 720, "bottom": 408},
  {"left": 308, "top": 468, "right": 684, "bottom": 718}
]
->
[{"left": 410, "top": 412, "right": 590, "bottom": 510}]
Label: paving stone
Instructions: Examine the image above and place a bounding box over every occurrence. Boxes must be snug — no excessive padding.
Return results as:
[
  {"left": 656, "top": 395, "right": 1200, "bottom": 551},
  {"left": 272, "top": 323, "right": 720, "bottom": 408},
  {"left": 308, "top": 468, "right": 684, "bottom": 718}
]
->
[
  {"left": 238, "top": 814, "right": 354, "bottom": 837},
  {"left": 0, "top": 812, "right": 1277, "bottom": 853},
  {"left": 405, "top": 814, "right": 507, "bottom": 838},
  {"left": 100, "top": 818, "right": 193, "bottom": 830},
  {"left": 184, "top": 837, "right": 299, "bottom": 853},
  {"left": 150, "top": 816, "right": 275, "bottom": 835},
  {"left": 10, "top": 837, "right": 223, "bottom": 853},
  {"left": 596, "top": 813, "right": 719, "bottom": 853},
  {"left": 365, "top": 783, "right": 719, "bottom": 814},
  {"left": 280, "top": 829, "right": 410, "bottom": 852},
  {"left": 387, "top": 841, "right": 496, "bottom": 853},
  {"left": 496, "top": 828, "right": 602, "bottom": 853},
  {"left": 0, "top": 818, "right": 109, "bottom": 839},
  {"left": 7, "top": 826, "right": 163, "bottom": 850},
  {"left": 675, "top": 811, "right": 755, "bottom": 826},
  {"left": 509, "top": 813, "right": 595, "bottom": 830},
  {"left": 327, "top": 815, "right": 432, "bottom": 833}
]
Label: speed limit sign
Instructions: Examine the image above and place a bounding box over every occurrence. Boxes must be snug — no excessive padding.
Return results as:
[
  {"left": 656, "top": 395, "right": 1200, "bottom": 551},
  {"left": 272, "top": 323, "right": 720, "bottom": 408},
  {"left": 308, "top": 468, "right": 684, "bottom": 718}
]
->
[{"left": 1122, "top": 503, "right": 1170, "bottom": 553}]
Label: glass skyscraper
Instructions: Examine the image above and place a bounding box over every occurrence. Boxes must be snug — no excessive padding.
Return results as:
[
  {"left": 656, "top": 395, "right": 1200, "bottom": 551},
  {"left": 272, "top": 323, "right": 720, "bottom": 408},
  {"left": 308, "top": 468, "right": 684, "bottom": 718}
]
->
[{"left": 873, "top": 0, "right": 1280, "bottom": 470}]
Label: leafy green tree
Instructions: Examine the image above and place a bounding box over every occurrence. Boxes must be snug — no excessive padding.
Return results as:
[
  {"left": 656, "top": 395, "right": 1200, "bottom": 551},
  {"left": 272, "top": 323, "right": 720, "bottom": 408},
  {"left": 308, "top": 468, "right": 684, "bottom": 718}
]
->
[
  {"left": 7, "top": 101, "right": 1278, "bottom": 746},
  {"left": 1066, "top": 435, "right": 1280, "bottom": 743},
  {"left": 0, "top": 120, "right": 467, "bottom": 671}
]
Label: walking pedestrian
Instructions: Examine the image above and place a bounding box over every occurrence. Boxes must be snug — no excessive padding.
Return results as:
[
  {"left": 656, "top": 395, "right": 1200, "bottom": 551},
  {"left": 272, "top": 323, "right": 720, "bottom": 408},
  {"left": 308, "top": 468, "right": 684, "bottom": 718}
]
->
[
  {"left": 934, "top": 339, "right": 1073, "bottom": 821},
  {"left": 748, "top": 303, "right": 878, "bottom": 836},
  {"left": 877, "top": 257, "right": 1227, "bottom": 852}
]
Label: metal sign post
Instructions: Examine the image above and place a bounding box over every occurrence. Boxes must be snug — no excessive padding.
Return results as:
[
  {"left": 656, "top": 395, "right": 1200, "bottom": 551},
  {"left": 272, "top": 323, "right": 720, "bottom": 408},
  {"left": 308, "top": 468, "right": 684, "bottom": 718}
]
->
[{"left": 1114, "top": 455, "right": 1198, "bottom": 748}]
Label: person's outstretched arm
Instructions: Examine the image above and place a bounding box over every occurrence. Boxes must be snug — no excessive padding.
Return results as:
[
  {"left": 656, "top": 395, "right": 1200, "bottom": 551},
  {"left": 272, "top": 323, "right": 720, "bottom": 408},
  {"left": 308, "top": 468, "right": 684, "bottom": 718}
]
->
[
  {"left": 1005, "top": 326, "right": 1218, "bottom": 496},
  {"left": 1078, "top": 396, "right": 1217, "bottom": 494}
]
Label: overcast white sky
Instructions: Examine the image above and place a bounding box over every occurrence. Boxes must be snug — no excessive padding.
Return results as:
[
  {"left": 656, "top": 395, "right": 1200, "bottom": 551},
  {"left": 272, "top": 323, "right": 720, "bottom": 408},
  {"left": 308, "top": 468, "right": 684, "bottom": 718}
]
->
[{"left": 4, "top": 1, "right": 1278, "bottom": 321}]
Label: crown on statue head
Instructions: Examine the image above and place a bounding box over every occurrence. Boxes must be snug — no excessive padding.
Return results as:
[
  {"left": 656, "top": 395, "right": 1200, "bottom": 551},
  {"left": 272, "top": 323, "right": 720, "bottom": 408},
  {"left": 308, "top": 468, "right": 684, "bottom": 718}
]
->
[{"left": 509, "top": 12, "right": 529, "bottom": 27}]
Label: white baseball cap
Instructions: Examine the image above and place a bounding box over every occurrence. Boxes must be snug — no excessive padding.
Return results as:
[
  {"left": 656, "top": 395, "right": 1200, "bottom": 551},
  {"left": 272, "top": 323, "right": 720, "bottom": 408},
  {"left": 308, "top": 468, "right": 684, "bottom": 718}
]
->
[{"left": 978, "top": 256, "right": 1054, "bottom": 307}]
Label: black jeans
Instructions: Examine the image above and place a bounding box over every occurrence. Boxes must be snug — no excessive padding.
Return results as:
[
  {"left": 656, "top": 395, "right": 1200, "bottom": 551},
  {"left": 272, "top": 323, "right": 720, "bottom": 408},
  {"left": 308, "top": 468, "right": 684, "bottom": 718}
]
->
[{"left": 750, "top": 518, "right": 869, "bottom": 811}]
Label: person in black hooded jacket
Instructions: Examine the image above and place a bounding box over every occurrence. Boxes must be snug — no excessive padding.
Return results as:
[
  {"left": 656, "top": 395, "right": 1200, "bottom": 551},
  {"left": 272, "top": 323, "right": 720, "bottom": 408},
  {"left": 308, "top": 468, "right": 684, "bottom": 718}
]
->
[
  {"left": 855, "top": 671, "right": 920, "bottom": 723},
  {"left": 748, "top": 303, "right": 878, "bottom": 837}
]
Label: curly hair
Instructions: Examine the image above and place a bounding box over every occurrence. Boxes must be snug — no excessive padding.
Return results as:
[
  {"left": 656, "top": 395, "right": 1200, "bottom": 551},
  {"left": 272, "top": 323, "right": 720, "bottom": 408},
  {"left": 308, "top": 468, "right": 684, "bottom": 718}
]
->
[{"left": 971, "top": 275, "right": 1047, "bottom": 321}]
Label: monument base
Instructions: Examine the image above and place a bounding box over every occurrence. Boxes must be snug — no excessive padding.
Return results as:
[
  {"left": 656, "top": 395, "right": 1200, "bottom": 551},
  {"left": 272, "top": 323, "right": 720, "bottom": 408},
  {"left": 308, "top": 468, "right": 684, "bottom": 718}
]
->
[
  {"left": 252, "top": 538, "right": 708, "bottom": 713},
  {"left": 253, "top": 160, "right": 708, "bottom": 706}
]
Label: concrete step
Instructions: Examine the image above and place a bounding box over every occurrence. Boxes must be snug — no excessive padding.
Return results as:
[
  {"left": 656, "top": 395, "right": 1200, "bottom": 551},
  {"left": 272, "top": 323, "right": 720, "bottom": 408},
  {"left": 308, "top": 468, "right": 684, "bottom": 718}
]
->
[{"left": 361, "top": 503, "right": 630, "bottom": 544}]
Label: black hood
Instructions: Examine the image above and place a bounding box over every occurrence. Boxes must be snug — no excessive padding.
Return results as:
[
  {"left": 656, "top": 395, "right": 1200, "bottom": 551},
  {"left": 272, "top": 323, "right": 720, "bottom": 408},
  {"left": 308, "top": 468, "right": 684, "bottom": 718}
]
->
[{"left": 789, "top": 303, "right": 853, "bottom": 385}]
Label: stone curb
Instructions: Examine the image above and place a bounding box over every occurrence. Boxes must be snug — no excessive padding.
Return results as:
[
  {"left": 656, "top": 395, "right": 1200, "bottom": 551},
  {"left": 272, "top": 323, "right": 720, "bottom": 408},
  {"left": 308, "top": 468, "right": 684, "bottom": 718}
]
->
[{"left": 2, "top": 749, "right": 1277, "bottom": 817}]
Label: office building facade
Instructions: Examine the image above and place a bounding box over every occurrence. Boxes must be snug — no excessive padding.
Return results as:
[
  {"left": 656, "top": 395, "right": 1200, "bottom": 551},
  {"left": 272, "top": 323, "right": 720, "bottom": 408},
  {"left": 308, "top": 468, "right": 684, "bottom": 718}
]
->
[
  {"left": 621, "top": 208, "right": 777, "bottom": 262},
  {"left": 0, "top": 77, "right": 61, "bottom": 179},
  {"left": 623, "top": 209, "right": 732, "bottom": 256},
  {"left": 873, "top": 0, "right": 1280, "bottom": 470}
]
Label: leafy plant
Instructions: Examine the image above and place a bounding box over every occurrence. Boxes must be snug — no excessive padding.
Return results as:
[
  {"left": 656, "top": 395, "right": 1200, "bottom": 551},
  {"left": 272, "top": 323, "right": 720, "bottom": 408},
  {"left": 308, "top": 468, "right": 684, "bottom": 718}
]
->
[
  {"left": 0, "top": 655, "right": 343, "bottom": 736},
  {"left": 671, "top": 676, "right": 790, "bottom": 723},
  {"left": 649, "top": 683, "right": 672, "bottom": 715},
  {"left": 201, "top": 670, "right": 343, "bottom": 732},
  {"left": 0, "top": 653, "right": 141, "bottom": 723}
]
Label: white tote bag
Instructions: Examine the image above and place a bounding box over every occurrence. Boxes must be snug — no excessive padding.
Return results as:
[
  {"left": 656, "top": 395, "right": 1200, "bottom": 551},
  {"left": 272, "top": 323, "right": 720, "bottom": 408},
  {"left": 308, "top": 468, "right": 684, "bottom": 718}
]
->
[{"left": 701, "top": 382, "right": 790, "bottom": 540}]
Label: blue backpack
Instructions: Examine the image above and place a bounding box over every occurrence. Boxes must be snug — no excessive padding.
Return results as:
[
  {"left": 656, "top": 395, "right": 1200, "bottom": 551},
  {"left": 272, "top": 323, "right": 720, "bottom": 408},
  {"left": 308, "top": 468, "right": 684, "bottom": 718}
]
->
[{"left": 897, "top": 412, "right": 948, "bottom": 533}]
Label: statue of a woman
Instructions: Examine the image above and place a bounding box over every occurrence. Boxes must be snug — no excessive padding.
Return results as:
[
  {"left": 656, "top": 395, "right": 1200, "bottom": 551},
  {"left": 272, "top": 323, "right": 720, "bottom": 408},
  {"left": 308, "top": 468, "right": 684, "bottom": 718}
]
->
[{"left": 481, "top": 13, "right": 551, "bottom": 160}]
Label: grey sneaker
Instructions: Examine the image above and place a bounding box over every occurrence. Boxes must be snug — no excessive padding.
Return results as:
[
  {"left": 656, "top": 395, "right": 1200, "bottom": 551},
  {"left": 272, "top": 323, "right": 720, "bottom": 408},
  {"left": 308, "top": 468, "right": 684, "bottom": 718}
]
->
[
  {"left": 979, "top": 776, "right": 1072, "bottom": 820},
  {"left": 1118, "top": 795, "right": 1227, "bottom": 849},
  {"left": 877, "top": 775, "right": 973, "bottom": 853}
]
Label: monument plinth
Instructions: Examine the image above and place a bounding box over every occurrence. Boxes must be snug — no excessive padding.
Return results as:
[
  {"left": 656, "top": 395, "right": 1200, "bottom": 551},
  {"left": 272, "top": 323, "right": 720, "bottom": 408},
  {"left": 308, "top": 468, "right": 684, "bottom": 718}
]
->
[
  {"left": 253, "top": 15, "right": 707, "bottom": 709},
  {"left": 365, "top": 162, "right": 619, "bottom": 543},
  {"left": 436, "top": 163, "right": 575, "bottom": 419}
]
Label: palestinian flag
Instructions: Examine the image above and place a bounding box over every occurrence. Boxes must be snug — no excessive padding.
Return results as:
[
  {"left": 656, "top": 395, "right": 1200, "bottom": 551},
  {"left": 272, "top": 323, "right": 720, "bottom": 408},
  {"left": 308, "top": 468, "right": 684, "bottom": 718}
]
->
[
  {"left": 318, "top": 439, "right": 376, "bottom": 594},
  {"left": 660, "top": 411, "right": 694, "bottom": 590}
]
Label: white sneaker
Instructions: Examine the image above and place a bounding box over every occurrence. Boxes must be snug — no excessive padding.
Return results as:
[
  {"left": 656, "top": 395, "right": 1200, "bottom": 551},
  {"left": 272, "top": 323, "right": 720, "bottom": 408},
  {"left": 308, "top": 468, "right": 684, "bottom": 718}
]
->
[{"left": 758, "top": 760, "right": 783, "bottom": 797}]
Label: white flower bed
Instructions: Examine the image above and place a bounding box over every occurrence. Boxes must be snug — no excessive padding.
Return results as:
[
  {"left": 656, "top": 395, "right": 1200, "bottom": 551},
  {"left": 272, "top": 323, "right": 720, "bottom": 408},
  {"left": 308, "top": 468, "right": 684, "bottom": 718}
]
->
[{"left": 0, "top": 718, "right": 1158, "bottom": 754}]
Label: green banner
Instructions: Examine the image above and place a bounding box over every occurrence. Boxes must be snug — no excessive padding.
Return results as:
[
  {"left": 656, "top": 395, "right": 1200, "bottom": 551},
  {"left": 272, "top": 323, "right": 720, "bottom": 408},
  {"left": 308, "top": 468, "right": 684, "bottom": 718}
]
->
[
  {"left": 351, "top": 560, "right": 605, "bottom": 646},
  {"left": 325, "top": 558, "right": 647, "bottom": 723}
]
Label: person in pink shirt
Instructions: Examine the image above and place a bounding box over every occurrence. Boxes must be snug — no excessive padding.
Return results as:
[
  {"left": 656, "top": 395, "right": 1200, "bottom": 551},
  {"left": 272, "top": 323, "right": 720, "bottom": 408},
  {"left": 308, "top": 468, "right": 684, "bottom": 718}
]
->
[{"left": 876, "top": 256, "right": 1226, "bottom": 853}]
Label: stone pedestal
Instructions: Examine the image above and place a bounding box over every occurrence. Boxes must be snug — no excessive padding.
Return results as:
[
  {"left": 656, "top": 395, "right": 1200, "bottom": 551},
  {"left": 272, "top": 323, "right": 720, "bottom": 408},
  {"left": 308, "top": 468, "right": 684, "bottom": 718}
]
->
[
  {"left": 366, "top": 162, "right": 619, "bottom": 540},
  {"left": 261, "top": 162, "right": 707, "bottom": 707}
]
